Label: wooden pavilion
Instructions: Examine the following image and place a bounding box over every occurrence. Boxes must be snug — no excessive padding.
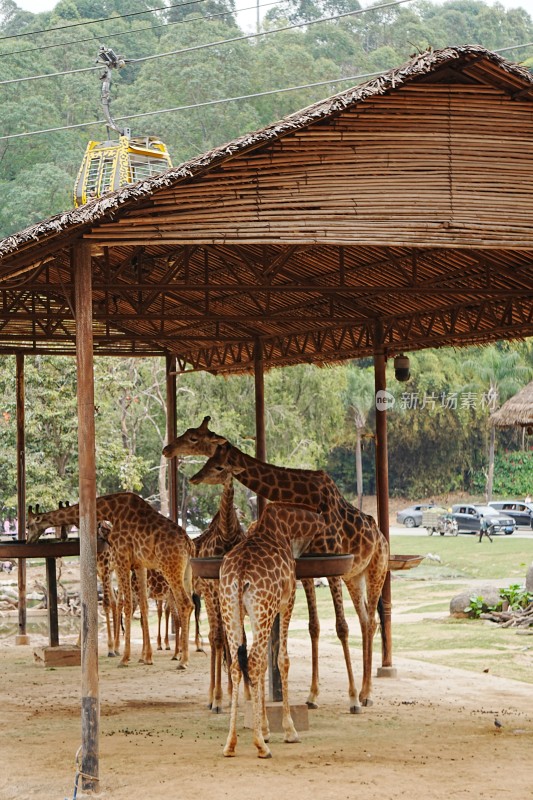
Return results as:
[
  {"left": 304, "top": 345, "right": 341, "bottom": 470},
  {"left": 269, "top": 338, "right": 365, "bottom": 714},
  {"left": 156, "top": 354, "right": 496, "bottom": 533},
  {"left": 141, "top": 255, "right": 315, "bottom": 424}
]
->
[{"left": 1, "top": 44, "right": 533, "bottom": 792}]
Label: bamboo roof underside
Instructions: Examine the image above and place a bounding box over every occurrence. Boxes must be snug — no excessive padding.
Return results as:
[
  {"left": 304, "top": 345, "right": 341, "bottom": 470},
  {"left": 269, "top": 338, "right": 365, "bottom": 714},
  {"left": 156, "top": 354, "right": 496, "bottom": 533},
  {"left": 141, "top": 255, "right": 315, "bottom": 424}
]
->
[
  {"left": 0, "top": 45, "right": 532, "bottom": 373},
  {"left": 491, "top": 380, "right": 533, "bottom": 427}
]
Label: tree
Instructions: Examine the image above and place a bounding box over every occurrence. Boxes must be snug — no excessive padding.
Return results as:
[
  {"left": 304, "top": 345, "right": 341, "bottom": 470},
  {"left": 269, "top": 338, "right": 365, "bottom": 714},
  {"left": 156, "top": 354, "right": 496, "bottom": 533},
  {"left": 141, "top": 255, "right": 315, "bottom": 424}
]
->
[
  {"left": 344, "top": 364, "right": 374, "bottom": 509},
  {"left": 463, "top": 345, "right": 531, "bottom": 502}
]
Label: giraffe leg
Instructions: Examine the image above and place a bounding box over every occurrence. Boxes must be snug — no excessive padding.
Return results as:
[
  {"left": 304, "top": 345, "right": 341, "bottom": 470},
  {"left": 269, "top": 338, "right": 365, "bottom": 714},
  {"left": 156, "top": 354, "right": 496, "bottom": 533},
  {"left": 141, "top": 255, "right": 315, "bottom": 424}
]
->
[
  {"left": 279, "top": 588, "right": 300, "bottom": 744},
  {"left": 248, "top": 644, "right": 272, "bottom": 758},
  {"left": 301, "top": 578, "right": 320, "bottom": 708},
  {"left": 116, "top": 566, "right": 132, "bottom": 667},
  {"left": 171, "top": 608, "right": 181, "bottom": 660},
  {"left": 111, "top": 588, "right": 120, "bottom": 656},
  {"left": 166, "top": 576, "right": 193, "bottom": 670},
  {"left": 345, "top": 575, "right": 374, "bottom": 707},
  {"left": 329, "top": 576, "right": 360, "bottom": 714},
  {"left": 135, "top": 568, "right": 153, "bottom": 665},
  {"left": 223, "top": 655, "right": 242, "bottom": 757},
  {"left": 114, "top": 589, "right": 123, "bottom": 657},
  {"left": 156, "top": 599, "right": 163, "bottom": 650},
  {"left": 164, "top": 602, "right": 171, "bottom": 650},
  {"left": 355, "top": 550, "right": 389, "bottom": 706},
  {"left": 204, "top": 591, "right": 219, "bottom": 710}
]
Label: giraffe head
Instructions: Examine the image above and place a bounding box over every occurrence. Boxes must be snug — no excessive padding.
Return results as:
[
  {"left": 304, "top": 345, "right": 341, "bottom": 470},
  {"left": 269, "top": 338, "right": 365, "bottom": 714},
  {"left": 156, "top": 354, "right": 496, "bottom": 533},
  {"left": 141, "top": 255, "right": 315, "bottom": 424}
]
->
[
  {"left": 162, "top": 415, "right": 227, "bottom": 459},
  {"left": 26, "top": 504, "right": 48, "bottom": 543},
  {"left": 189, "top": 443, "right": 241, "bottom": 485}
]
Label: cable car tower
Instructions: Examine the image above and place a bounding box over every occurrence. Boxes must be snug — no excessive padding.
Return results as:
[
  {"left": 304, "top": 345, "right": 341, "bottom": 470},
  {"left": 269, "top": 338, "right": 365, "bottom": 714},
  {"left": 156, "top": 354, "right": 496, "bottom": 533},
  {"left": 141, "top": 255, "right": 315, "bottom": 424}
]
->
[{"left": 74, "top": 46, "right": 173, "bottom": 206}]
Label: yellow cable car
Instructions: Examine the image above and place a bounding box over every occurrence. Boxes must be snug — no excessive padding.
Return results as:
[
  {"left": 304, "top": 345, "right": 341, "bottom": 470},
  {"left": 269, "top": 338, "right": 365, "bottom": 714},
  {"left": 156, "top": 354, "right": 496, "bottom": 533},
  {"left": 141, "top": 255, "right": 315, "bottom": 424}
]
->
[{"left": 74, "top": 47, "right": 172, "bottom": 207}]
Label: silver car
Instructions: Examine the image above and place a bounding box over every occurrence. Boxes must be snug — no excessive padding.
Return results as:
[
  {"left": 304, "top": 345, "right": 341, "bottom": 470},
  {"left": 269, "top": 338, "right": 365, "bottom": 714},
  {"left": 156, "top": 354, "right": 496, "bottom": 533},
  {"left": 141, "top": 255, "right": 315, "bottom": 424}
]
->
[{"left": 396, "top": 503, "right": 436, "bottom": 528}]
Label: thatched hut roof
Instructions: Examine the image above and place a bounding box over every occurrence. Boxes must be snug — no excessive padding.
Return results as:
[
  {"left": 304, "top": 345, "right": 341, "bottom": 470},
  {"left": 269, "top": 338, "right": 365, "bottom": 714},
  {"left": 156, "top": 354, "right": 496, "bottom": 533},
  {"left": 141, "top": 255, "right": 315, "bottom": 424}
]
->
[
  {"left": 0, "top": 44, "right": 533, "bottom": 373},
  {"left": 491, "top": 381, "right": 533, "bottom": 428}
]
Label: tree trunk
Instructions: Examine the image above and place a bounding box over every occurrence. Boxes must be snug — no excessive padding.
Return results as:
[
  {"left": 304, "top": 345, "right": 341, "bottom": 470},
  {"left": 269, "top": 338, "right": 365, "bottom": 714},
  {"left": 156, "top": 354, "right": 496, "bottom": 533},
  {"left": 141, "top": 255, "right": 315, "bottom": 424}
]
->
[
  {"left": 158, "top": 453, "right": 168, "bottom": 517},
  {"left": 486, "top": 425, "right": 496, "bottom": 503},
  {"left": 355, "top": 427, "right": 363, "bottom": 510}
]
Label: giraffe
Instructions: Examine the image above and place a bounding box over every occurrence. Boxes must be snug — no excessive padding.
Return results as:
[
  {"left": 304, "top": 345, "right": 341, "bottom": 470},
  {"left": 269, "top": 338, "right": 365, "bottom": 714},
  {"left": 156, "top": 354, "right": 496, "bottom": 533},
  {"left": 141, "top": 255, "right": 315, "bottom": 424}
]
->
[
  {"left": 213, "top": 500, "right": 325, "bottom": 758},
  {"left": 96, "top": 535, "right": 121, "bottom": 657},
  {"left": 193, "top": 474, "right": 246, "bottom": 713},
  {"left": 26, "top": 492, "right": 195, "bottom": 669},
  {"left": 165, "top": 416, "right": 389, "bottom": 712}
]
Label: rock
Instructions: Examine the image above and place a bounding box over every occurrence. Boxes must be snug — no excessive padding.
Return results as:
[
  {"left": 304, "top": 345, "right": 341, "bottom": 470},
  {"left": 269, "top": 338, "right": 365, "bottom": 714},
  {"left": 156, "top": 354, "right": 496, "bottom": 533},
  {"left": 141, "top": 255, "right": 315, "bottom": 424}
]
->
[{"left": 450, "top": 585, "right": 502, "bottom": 618}]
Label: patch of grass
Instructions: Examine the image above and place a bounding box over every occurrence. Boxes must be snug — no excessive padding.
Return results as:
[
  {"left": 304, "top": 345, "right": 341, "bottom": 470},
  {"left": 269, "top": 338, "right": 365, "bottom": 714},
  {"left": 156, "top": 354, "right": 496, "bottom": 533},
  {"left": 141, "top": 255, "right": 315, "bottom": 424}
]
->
[{"left": 390, "top": 534, "right": 531, "bottom": 580}]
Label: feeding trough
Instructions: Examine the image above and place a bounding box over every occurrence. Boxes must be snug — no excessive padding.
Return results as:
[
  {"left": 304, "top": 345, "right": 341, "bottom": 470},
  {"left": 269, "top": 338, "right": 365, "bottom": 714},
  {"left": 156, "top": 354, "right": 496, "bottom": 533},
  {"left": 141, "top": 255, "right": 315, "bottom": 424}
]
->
[
  {"left": 191, "top": 553, "right": 355, "bottom": 580},
  {"left": 389, "top": 554, "right": 424, "bottom": 571}
]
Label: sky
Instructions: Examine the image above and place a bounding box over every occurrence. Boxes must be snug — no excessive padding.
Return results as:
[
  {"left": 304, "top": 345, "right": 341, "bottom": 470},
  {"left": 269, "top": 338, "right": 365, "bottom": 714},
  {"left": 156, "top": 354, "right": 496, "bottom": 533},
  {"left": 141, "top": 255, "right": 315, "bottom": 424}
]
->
[{"left": 14, "top": 0, "right": 533, "bottom": 33}]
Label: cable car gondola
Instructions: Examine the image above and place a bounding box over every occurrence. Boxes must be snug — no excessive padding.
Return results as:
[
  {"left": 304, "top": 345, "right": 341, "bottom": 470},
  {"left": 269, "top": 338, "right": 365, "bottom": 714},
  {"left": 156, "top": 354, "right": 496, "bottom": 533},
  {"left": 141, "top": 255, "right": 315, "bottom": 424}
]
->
[{"left": 74, "top": 46, "right": 172, "bottom": 207}]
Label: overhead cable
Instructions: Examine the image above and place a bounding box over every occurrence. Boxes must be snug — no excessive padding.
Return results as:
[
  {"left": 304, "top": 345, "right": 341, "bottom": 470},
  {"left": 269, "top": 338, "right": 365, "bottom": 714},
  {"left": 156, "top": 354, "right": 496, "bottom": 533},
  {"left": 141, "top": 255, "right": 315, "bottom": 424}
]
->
[
  {"left": 0, "top": 0, "right": 208, "bottom": 42},
  {"left": 0, "top": 0, "right": 416, "bottom": 86},
  {"left": 0, "top": 70, "right": 383, "bottom": 141},
  {"left": 0, "top": 0, "right": 284, "bottom": 59}
]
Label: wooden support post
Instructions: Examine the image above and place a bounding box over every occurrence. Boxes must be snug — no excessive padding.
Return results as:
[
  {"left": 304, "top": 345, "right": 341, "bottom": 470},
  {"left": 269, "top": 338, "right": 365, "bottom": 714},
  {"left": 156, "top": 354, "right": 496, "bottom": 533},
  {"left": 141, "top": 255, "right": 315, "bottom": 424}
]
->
[
  {"left": 15, "top": 353, "right": 29, "bottom": 645},
  {"left": 254, "top": 340, "right": 282, "bottom": 702},
  {"left": 166, "top": 355, "right": 179, "bottom": 523},
  {"left": 74, "top": 240, "right": 99, "bottom": 793},
  {"left": 46, "top": 557, "right": 59, "bottom": 647},
  {"left": 374, "top": 327, "right": 396, "bottom": 677}
]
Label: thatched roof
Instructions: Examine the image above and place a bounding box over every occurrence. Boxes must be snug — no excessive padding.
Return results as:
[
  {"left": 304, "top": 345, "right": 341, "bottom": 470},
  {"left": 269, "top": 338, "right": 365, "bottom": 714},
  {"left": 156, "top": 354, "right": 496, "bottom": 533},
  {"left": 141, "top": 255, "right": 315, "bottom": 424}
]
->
[
  {"left": 2, "top": 44, "right": 532, "bottom": 260},
  {"left": 0, "top": 44, "right": 532, "bottom": 373},
  {"left": 491, "top": 381, "right": 533, "bottom": 428}
]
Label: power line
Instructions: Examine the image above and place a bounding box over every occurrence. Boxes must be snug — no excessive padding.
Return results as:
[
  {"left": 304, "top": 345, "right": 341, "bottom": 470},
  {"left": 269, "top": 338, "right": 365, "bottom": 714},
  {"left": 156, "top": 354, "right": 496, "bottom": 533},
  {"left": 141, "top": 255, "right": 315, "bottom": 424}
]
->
[
  {"left": 0, "top": 35, "right": 532, "bottom": 141},
  {"left": 0, "top": 0, "right": 416, "bottom": 87},
  {"left": 0, "top": 70, "right": 383, "bottom": 142},
  {"left": 0, "top": 0, "right": 284, "bottom": 59},
  {"left": 0, "top": 0, "right": 208, "bottom": 43}
]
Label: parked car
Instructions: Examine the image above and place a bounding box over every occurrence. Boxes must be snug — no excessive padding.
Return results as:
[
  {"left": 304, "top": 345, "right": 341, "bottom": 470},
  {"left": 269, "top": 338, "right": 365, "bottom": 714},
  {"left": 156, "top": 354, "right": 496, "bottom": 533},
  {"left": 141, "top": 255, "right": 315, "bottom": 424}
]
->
[
  {"left": 451, "top": 504, "right": 516, "bottom": 535},
  {"left": 396, "top": 503, "right": 436, "bottom": 528},
  {"left": 488, "top": 501, "right": 533, "bottom": 529}
]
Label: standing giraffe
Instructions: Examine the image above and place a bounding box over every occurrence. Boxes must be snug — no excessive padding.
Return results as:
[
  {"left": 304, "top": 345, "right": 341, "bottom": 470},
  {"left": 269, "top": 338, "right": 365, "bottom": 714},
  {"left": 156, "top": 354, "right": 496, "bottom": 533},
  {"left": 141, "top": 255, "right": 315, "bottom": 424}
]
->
[
  {"left": 26, "top": 493, "right": 195, "bottom": 669},
  {"left": 214, "top": 501, "right": 325, "bottom": 758},
  {"left": 193, "top": 474, "right": 245, "bottom": 712},
  {"left": 165, "top": 416, "right": 389, "bottom": 712}
]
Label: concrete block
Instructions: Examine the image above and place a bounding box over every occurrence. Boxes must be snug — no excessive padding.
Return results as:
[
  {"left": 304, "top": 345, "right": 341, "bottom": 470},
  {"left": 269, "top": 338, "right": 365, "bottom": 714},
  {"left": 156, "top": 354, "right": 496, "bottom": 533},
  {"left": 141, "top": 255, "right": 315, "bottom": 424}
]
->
[
  {"left": 243, "top": 700, "right": 309, "bottom": 732},
  {"left": 33, "top": 644, "right": 81, "bottom": 667},
  {"left": 15, "top": 634, "right": 30, "bottom": 645}
]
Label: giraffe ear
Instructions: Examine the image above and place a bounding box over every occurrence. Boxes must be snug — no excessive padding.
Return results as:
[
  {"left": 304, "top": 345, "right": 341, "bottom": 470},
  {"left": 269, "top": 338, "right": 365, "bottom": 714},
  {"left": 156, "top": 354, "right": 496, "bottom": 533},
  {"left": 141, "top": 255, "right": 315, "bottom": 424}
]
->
[{"left": 210, "top": 433, "right": 227, "bottom": 446}]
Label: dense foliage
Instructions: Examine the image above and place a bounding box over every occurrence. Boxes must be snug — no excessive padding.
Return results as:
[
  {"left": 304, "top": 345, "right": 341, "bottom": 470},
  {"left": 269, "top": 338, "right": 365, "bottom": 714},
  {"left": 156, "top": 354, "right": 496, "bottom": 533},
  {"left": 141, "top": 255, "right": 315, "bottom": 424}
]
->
[{"left": 0, "top": 0, "right": 532, "bottom": 523}]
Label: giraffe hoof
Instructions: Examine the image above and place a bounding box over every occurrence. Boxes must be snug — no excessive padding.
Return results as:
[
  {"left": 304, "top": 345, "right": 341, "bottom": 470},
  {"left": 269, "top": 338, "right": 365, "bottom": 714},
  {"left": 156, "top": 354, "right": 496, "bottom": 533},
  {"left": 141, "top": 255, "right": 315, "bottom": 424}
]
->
[
  {"left": 306, "top": 701, "right": 319, "bottom": 710},
  {"left": 284, "top": 734, "right": 301, "bottom": 744},
  {"left": 223, "top": 749, "right": 236, "bottom": 758},
  {"left": 350, "top": 705, "right": 362, "bottom": 714},
  {"left": 258, "top": 750, "right": 272, "bottom": 759},
  {"left": 114, "top": 650, "right": 121, "bottom": 656},
  {"left": 361, "top": 698, "right": 373, "bottom": 708},
  {"left": 171, "top": 655, "right": 179, "bottom": 661},
  {"left": 211, "top": 705, "right": 223, "bottom": 715},
  {"left": 157, "top": 646, "right": 163, "bottom": 651},
  {"left": 118, "top": 662, "right": 129, "bottom": 668},
  {"left": 176, "top": 663, "right": 188, "bottom": 671},
  {"left": 107, "top": 651, "right": 116, "bottom": 658},
  {"left": 165, "top": 646, "right": 171, "bottom": 651}
]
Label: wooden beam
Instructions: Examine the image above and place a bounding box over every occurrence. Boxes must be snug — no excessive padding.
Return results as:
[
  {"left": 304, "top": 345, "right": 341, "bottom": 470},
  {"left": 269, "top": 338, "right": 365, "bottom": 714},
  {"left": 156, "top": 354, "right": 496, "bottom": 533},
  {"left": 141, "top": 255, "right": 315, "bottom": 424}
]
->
[
  {"left": 373, "top": 324, "right": 395, "bottom": 677},
  {"left": 73, "top": 239, "right": 99, "bottom": 794},
  {"left": 166, "top": 354, "right": 179, "bottom": 522},
  {"left": 15, "top": 354, "right": 29, "bottom": 645}
]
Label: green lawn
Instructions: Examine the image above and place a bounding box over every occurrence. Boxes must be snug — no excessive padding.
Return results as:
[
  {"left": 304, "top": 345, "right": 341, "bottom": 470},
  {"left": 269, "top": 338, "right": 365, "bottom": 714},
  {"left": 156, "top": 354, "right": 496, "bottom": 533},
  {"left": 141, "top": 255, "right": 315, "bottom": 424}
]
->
[{"left": 289, "top": 533, "right": 533, "bottom": 683}]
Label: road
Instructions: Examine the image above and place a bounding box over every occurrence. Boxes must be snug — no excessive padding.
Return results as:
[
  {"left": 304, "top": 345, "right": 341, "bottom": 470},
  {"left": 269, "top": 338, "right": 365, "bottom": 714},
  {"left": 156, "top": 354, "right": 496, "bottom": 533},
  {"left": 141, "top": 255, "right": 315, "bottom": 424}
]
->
[{"left": 390, "top": 524, "right": 533, "bottom": 538}]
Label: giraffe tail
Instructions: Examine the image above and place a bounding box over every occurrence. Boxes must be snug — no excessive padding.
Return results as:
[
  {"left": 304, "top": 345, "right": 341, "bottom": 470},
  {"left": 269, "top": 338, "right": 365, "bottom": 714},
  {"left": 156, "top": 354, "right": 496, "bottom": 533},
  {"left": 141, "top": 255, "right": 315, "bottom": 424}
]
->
[
  {"left": 377, "top": 595, "right": 386, "bottom": 649},
  {"left": 237, "top": 643, "right": 250, "bottom": 686},
  {"left": 236, "top": 577, "right": 250, "bottom": 686}
]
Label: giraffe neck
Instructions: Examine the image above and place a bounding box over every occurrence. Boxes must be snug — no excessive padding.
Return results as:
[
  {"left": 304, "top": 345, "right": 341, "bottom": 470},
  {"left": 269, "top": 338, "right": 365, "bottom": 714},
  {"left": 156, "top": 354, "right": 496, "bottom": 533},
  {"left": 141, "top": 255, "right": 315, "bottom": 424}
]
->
[
  {"left": 227, "top": 446, "right": 325, "bottom": 506},
  {"left": 218, "top": 477, "right": 238, "bottom": 541}
]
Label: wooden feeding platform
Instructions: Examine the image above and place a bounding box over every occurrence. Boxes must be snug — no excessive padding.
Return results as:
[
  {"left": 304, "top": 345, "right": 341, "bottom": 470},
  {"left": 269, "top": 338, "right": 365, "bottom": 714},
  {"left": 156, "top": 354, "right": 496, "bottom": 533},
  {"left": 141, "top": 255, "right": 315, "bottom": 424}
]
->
[
  {"left": 191, "top": 552, "right": 423, "bottom": 579},
  {"left": 0, "top": 538, "right": 107, "bottom": 660}
]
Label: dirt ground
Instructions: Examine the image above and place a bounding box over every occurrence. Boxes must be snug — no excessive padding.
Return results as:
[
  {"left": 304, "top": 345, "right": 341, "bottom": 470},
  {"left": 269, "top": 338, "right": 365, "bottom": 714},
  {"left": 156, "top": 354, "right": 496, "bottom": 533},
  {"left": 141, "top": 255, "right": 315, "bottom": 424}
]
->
[{"left": 1, "top": 585, "right": 533, "bottom": 800}]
